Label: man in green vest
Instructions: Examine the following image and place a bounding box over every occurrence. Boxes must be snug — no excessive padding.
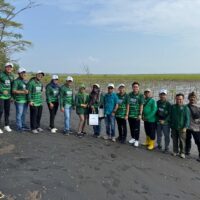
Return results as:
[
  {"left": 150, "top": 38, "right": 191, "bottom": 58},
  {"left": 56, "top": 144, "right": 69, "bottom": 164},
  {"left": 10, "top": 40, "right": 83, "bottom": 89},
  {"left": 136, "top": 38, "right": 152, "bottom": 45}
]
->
[
  {"left": 12, "top": 67, "right": 29, "bottom": 131},
  {"left": 27, "top": 70, "right": 44, "bottom": 134},
  {"left": 0, "top": 62, "right": 15, "bottom": 133}
]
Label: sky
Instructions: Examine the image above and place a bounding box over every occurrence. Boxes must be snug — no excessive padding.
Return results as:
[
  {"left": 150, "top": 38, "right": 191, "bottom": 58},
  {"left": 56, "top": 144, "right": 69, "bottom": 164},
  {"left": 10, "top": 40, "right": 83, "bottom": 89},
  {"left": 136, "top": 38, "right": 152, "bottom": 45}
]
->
[{"left": 11, "top": 0, "right": 200, "bottom": 74}]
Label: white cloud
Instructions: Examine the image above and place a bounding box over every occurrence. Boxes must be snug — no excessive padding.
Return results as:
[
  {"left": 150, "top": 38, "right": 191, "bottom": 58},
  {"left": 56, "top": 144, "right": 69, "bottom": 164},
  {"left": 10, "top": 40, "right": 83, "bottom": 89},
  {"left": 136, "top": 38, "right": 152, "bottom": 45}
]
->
[{"left": 39, "top": 0, "right": 200, "bottom": 36}]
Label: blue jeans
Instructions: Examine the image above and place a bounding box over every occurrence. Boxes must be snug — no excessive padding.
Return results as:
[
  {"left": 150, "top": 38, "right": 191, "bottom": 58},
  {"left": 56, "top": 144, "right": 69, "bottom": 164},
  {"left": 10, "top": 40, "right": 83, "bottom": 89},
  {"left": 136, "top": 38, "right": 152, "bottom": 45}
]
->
[
  {"left": 93, "top": 118, "right": 102, "bottom": 136},
  {"left": 15, "top": 103, "right": 28, "bottom": 129},
  {"left": 156, "top": 124, "right": 170, "bottom": 149},
  {"left": 64, "top": 106, "right": 72, "bottom": 131},
  {"left": 105, "top": 114, "right": 115, "bottom": 137}
]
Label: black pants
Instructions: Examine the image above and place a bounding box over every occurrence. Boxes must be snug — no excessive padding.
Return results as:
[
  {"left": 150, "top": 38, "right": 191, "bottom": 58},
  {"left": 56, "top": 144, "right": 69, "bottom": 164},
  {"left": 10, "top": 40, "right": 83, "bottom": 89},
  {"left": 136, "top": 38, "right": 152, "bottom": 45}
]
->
[
  {"left": 128, "top": 118, "right": 140, "bottom": 140},
  {"left": 186, "top": 130, "right": 200, "bottom": 157},
  {"left": 116, "top": 117, "right": 127, "bottom": 141},
  {"left": 47, "top": 102, "right": 59, "bottom": 129},
  {"left": 0, "top": 99, "right": 11, "bottom": 127},
  {"left": 30, "top": 105, "right": 43, "bottom": 130},
  {"left": 144, "top": 121, "right": 156, "bottom": 140}
]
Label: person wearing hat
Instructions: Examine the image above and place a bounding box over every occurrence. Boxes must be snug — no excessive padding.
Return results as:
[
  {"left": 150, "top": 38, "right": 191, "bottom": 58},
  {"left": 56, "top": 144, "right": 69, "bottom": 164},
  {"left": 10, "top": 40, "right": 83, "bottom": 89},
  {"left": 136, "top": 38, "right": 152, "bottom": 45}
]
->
[
  {"left": 103, "top": 83, "right": 118, "bottom": 142},
  {"left": 142, "top": 88, "right": 157, "bottom": 150},
  {"left": 75, "top": 84, "right": 89, "bottom": 137},
  {"left": 156, "top": 89, "right": 171, "bottom": 152},
  {"left": 185, "top": 92, "right": 200, "bottom": 162},
  {"left": 128, "top": 82, "right": 144, "bottom": 147},
  {"left": 88, "top": 83, "right": 104, "bottom": 138},
  {"left": 0, "top": 62, "right": 15, "bottom": 133},
  {"left": 60, "top": 76, "right": 74, "bottom": 135},
  {"left": 27, "top": 70, "right": 45, "bottom": 134},
  {"left": 115, "top": 84, "right": 129, "bottom": 144},
  {"left": 12, "top": 67, "right": 29, "bottom": 131},
  {"left": 46, "top": 75, "right": 60, "bottom": 133},
  {"left": 170, "top": 93, "right": 190, "bottom": 159}
]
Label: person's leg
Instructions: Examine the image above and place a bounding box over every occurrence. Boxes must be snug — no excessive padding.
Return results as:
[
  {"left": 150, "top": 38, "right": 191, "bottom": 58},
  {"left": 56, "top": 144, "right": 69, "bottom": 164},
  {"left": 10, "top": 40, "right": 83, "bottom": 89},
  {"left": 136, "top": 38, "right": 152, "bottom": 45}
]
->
[
  {"left": 192, "top": 131, "right": 200, "bottom": 160},
  {"left": 122, "top": 118, "right": 127, "bottom": 142},
  {"left": 48, "top": 103, "right": 54, "bottom": 129},
  {"left": 128, "top": 118, "right": 135, "bottom": 139},
  {"left": 30, "top": 106, "right": 37, "bottom": 130},
  {"left": 116, "top": 117, "right": 123, "bottom": 141},
  {"left": 111, "top": 115, "right": 116, "bottom": 138},
  {"left": 185, "top": 130, "right": 192, "bottom": 155},
  {"left": 21, "top": 103, "right": 28, "bottom": 128},
  {"left": 15, "top": 103, "right": 23, "bottom": 130},
  {"left": 171, "top": 129, "right": 179, "bottom": 155},
  {"left": 0, "top": 99, "right": 4, "bottom": 129},
  {"left": 179, "top": 130, "right": 186, "bottom": 156},
  {"left": 4, "top": 99, "right": 11, "bottom": 126},
  {"left": 81, "top": 114, "right": 87, "bottom": 132},
  {"left": 147, "top": 122, "right": 156, "bottom": 150},
  {"left": 64, "top": 107, "right": 70, "bottom": 131},
  {"left": 156, "top": 124, "right": 163, "bottom": 148},
  {"left": 105, "top": 115, "right": 111, "bottom": 137},
  {"left": 163, "top": 125, "right": 170, "bottom": 151},
  {"left": 134, "top": 119, "right": 141, "bottom": 141},
  {"left": 78, "top": 114, "right": 84, "bottom": 133},
  {"left": 36, "top": 106, "right": 43, "bottom": 129},
  {"left": 143, "top": 121, "right": 150, "bottom": 145},
  {"left": 52, "top": 102, "right": 59, "bottom": 129}
]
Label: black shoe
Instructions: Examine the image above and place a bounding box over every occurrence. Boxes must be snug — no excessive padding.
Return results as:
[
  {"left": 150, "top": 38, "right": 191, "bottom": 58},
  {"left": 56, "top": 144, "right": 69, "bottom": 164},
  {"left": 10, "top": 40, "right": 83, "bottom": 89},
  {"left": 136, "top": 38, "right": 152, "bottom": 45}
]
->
[{"left": 185, "top": 152, "right": 191, "bottom": 156}]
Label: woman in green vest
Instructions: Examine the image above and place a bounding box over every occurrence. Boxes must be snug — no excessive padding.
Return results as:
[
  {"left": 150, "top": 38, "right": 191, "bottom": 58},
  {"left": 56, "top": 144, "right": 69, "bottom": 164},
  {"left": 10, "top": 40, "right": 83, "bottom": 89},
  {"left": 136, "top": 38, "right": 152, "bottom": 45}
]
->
[{"left": 75, "top": 84, "right": 89, "bottom": 137}]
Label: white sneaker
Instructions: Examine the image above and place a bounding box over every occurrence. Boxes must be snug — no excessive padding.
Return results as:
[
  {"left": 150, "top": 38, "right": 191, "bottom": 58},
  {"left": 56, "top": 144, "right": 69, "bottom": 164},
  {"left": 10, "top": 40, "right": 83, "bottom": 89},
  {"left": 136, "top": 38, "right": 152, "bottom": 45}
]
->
[
  {"left": 129, "top": 138, "right": 135, "bottom": 144},
  {"left": 103, "top": 135, "right": 109, "bottom": 140},
  {"left": 0, "top": 129, "right": 3, "bottom": 134},
  {"left": 4, "top": 126, "right": 12, "bottom": 132},
  {"left": 111, "top": 137, "right": 116, "bottom": 142},
  {"left": 51, "top": 128, "right": 57, "bottom": 133},
  {"left": 32, "top": 129, "right": 39, "bottom": 134},
  {"left": 180, "top": 153, "right": 185, "bottom": 159},
  {"left": 37, "top": 128, "right": 44, "bottom": 132},
  {"left": 134, "top": 140, "right": 139, "bottom": 147}
]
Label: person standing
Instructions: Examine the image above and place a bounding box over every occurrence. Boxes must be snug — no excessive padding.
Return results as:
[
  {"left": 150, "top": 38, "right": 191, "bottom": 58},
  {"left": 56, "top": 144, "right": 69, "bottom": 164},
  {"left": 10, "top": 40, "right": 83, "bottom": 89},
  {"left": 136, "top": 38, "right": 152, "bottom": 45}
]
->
[
  {"left": 128, "top": 82, "right": 144, "bottom": 147},
  {"left": 75, "top": 84, "right": 89, "bottom": 137},
  {"left": 46, "top": 75, "right": 60, "bottom": 133},
  {"left": 12, "top": 67, "right": 29, "bottom": 131},
  {"left": 103, "top": 83, "right": 118, "bottom": 142},
  {"left": 142, "top": 89, "right": 157, "bottom": 150},
  {"left": 27, "top": 70, "right": 44, "bottom": 134},
  {"left": 170, "top": 93, "right": 190, "bottom": 159},
  {"left": 88, "top": 84, "right": 104, "bottom": 138},
  {"left": 115, "top": 84, "right": 129, "bottom": 144},
  {"left": 0, "top": 62, "right": 15, "bottom": 133},
  {"left": 60, "top": 76, "right": 74, "bottom": 135},
  {"left": 156, "top": 89, "right": 171, "bottom": 152},
  {"left": 185, "top": 92, "right": 200, "bottom": 162}
]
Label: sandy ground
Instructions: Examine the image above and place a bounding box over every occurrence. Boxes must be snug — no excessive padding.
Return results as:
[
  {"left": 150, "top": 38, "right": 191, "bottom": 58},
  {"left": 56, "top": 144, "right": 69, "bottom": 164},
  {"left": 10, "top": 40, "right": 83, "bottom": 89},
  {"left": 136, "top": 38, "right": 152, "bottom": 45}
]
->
[{"left": 0, "top": 102, "right": 200, "bottom": 200}]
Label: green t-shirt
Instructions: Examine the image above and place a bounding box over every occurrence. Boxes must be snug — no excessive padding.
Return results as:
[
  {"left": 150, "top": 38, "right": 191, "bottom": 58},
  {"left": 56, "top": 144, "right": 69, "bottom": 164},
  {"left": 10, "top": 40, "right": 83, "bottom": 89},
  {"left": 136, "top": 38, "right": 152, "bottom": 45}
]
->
[
  {"left": 128, "top": 92, "right": 144, "bottom": 118},
  {"left": 116, "top": 93, "right": 129, "bottom": 118},
  {"left": 60, "top": 85, "right": 74, "bottom": 108},
  {"left": 143, "top": 98, "right": 157, "bottom": 122},
  {"left": 46, "top": 83, "right": 60, "bottom": 103},
  {"left": 75, "top": 92, "right": 89, "bottom": 115},
  {"left": 27, "top": 77, "right": 43, "bottom": 106},
  {"left": 12, "top": 77, "right": 27, "bottom": 103},
  {"left": 0, "top": 71, "right": 14, "bottom": 100}
]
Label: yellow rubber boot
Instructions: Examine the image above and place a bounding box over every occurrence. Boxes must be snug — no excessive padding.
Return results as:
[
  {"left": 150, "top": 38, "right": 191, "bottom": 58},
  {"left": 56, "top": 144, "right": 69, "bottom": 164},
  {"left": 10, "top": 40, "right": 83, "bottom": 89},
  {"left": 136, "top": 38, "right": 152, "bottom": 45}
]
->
[
  {"left": 142, "top": 136, "right": 150, "bottom": 146},
  {"left": 147, "top": 140, "right": 155, "bottom": 150}
]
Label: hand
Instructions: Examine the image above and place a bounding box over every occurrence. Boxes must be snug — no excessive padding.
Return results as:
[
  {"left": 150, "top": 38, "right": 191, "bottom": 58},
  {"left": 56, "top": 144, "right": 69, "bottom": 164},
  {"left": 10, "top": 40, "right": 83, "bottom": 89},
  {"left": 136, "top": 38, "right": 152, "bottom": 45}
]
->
[
  {"left": 142, "top": 117, "right": 146, "bottom": 121},
  {"left": 125, "top": 115, "right": 128, "bottom": 120},
  {"left": 29, "top": 102, "right": 34, "bottom": 106},
  {"left": 159, "top": 120, "right": 165, "bottom": 125},
  {"left": 81, "top": 104, "right": 87, "bottom": 108},
  {"left": 3, "top": 90, "right": 8, "bottom": 95},
  {"left": 61, "top": 107, "right": 64, "bottom": 112},
  {"left": 182, "top": 128, "right": 187, "bottom": 133},
  {"left": 24, "top": 90, "right": 29, "bottom": 94},
  {"left": 137, "top": 115, "right": 142, "bottom": 120},
  {"left": 49, "top": 103, "right": 54, "bottom": 109},
  {"left": 112, "top": 112, "right": 115, "bottom": 116}
]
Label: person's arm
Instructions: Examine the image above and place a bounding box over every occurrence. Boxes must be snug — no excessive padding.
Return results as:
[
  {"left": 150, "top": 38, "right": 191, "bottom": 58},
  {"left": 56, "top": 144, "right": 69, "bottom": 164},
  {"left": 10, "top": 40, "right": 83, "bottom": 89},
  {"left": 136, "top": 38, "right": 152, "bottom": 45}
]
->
[
  {"left": 145, "top": 99, "right": 157, "bottom": 120},
  {"left": 112, "top": 94, "right": 119, "bottom": 115},
  {"left": 183, "top": 106, "right": 190, "bottom": 132},
  {"left": 60, "top": 87, "right": 64, "bottom": 111},
  {"left": 27, "top": 80, "right": 33, "bottom": 106}
]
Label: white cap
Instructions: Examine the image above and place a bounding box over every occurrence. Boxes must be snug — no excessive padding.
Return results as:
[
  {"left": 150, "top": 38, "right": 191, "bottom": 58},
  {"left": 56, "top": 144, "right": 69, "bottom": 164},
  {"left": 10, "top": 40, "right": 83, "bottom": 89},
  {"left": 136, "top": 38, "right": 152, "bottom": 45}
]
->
[
  {"left": 18, "top": 67, "right": 26, "bottom": 73},
  {"left": 159, "top": 89, "right": 167, "bottom": 95},
  {"left": 5, "top": 62, "right": 13, "bottom": 68},
  {"left": 93, "top": 83, "right": 100, "bottom": 88},
  {"left": 66, "top": 76, "right": 73, "bottom": 82},
  {"left": 107, "top": 83, "right": 115, "bottom": 88},
  {"left": 37, "top": 70, "right": 45, "bottom": 76},
  {"left": 118, "top": 83, "right": 125, "bottom": 88},
  {"left": 144, "top": 88, "right": 151, "bottom": 92},
  {"left": 52, "top": 75, "right": 59, "bottom": 80}
]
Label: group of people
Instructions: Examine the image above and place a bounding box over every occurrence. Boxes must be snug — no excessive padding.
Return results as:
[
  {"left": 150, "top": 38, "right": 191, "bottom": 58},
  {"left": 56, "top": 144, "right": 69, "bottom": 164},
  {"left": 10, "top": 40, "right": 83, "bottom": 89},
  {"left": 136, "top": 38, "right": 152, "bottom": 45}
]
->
[{"left": 0, "top": 62, "right": 200, "bottom": 162}]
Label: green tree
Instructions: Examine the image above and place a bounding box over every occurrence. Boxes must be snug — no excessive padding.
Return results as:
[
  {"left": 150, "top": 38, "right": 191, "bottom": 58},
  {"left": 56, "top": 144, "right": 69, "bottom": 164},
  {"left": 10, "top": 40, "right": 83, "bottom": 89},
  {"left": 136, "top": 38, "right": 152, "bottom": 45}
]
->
[{"left": 0, "top": 0, "right": 38, "bottom": 69}]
